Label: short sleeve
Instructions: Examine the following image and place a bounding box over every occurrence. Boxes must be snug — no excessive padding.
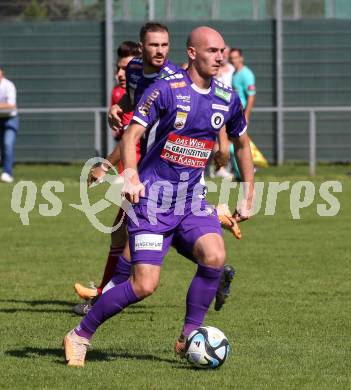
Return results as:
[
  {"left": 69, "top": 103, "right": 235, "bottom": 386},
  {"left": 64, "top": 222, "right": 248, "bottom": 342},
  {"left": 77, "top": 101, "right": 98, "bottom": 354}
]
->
[
  {"left": 132, "top": 80, "right": 170, "bottom": 130},
  {"left": 6, "top": 82, "right": 16, "bottom": 106},
  {"left": 226, "top": 94, "right": 247, "bottom": 138},
  {"left": 244, "top": 70, "right": 256, "bottom": 96}
]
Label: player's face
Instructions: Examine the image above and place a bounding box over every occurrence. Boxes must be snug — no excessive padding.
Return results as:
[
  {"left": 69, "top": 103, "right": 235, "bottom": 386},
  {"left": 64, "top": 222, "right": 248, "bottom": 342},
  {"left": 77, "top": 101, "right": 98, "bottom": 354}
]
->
[
  {"left": 229, "top": 51, "right": 243, "bottom": 68},
  {"left": 115, "top": 55, "right": 134, "bottom": 88},
  {"left": 141, "top": 31, "right": 169, "bottom": 69},
  {"left": 190, "top": 35, "right": 225, "bottom": 78}
]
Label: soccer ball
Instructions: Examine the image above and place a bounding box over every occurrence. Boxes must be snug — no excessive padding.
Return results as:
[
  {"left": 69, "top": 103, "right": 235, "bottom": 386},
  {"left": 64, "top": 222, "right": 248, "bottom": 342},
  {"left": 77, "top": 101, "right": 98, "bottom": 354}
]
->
[{"left": 184, "top": 326, "right": 231, "bottom": 369}]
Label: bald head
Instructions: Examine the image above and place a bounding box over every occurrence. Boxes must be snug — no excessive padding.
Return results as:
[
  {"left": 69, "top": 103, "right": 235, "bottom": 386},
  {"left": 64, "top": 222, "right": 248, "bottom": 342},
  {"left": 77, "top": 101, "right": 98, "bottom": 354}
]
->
[
  {"left": 186, "top": 26, "right": 225, "bottom": 85},
  {"left": 187, "top": 26, "right": 224, "bottom": 49}
]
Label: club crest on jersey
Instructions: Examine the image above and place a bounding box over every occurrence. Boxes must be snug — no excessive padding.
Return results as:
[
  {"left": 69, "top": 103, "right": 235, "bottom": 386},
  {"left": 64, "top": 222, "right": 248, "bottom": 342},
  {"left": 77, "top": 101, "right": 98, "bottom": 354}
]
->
[
  {"left": 138, "top": 89, "right": 160, "bottom": 116},
  {"left": 211, "top": 112, "right": 224, "bottom": 129},
  {"left": 174, "top": 112, "right": 188, "bottom": 130},
  {"left": 215, "top": 87, "right": 231, "bottom": 103}
]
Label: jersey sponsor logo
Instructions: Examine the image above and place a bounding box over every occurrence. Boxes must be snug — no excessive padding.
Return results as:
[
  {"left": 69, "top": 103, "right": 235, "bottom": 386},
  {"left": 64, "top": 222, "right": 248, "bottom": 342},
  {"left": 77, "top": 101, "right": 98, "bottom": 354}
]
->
[
  {"left": 212, "top": 103, "right": 229, "bottom": 112},
  {"left": 135, "top": 234, "right": 163, "bottom": 251},
  {"left": 176, "top": 94, "right": 191, "bottom": 103},
  {"left": 215, "top": 87, "right": 231, "bottom": 103},
  {"left": 138, "top": 89, "right": 160, "bottom": 116},
  {"left": 170, "top": 81, "right": 187, "bottom": 89},
  {"left": 176, "top": 104, "right": 190, "bottom": 112},
  {"left": 211, "top": 112, "right": 225, "bottom": 129},
  {"left": 248, "top": 85, "right": 256, "bottom": 91},
  {"left": 174, "top": 111, "right": 188, "bottom": 130},
  {"left": 160, "top": 133, "right": 214, "bottom": 169}
]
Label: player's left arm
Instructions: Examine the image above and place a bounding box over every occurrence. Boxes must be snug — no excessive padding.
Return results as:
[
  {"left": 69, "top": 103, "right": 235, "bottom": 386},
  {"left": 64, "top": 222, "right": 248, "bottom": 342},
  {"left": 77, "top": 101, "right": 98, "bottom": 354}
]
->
[
  {"left": 214, "top": 125, "right": 230, "bottom": 169},
  {"left": 227, "top": 94, "right": 255, "bottom": 221},
  {"left": 245, "top": 95, "right": 256, "bottom": 124},
  {"left": 232, "top": 132, "right": 254, "bottom": 221}
]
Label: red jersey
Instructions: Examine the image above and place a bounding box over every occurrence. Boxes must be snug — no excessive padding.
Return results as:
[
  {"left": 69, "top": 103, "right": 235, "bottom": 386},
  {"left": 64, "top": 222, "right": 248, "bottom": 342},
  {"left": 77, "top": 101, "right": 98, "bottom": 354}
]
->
[
  {"left": 110, "top": 85, "right": 134, "bottom": 127},
  {"left": 110, "top": 85, "right": 140, "bottom": 172}
]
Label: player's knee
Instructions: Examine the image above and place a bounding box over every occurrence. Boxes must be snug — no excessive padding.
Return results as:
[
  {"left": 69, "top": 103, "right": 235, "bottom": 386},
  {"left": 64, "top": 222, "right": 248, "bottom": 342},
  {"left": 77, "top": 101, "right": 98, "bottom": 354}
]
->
[
  {"left": 132, "top": 279, "right": 158, "bottom": 299},
  {"left": 203, "top": 249, "right": 226, "bottom": 268}
]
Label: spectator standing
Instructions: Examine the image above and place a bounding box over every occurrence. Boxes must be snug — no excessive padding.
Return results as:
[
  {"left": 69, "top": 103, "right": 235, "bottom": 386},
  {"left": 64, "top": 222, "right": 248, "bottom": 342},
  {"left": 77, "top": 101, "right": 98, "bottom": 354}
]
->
[
  {"left": 0, "top": 65, "right": 18, "bottom": 183},
  {"left": 216, "top": 45, "right": 235, "bottom": 87},
  {"left": 229, "top": 48, "right": 256, "bottom": 180}
]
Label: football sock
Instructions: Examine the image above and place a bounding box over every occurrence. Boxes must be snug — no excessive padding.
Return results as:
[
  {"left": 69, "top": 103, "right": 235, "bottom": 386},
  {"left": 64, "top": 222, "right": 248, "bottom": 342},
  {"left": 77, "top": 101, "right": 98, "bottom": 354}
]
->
[
  {"left": 74, "top": 327, "right": 92, "bottom": 340},
  {"left": 111, "top": 255, "right": 132, "bottom": 285},
  {"left": 182, "top": 264, "right": 223, "bottom": 337},
  {"left": 77, "top": 280, "right": 140, "bottom": 338},
  {"left": 97, "top": 246, "right": 124, "bottom": 293}
]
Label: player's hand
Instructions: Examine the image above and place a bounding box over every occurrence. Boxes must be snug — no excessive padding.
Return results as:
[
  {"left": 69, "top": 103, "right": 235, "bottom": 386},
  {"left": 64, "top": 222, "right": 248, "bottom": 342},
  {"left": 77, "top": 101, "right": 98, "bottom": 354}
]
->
[
  {"left": 216, "top": 203, "right": 242, "bottom": 239},
  {"left": 122, "top": 171, "right": 145, "bottom": 204},
  {"left": 87, "top": 164, "right": 108, "bottom": 187},
  {"left": 214, "top": 150, "right": 229, "bottom": 170},
  {"left": 108, "top": 104, "right": 124, "bottom": 135},
  {"left": 235, "top": 197, "right": 253, "bottom": 223}
]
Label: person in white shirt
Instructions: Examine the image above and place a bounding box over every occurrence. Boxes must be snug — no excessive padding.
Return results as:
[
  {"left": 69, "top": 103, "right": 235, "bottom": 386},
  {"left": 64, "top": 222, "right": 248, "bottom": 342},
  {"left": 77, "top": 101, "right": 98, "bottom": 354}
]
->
[
  {"left": 0, "top": 65, "right": 18, "bottom": 183},
  {"left": 216, "top": 44, "right": 235, "bottom": 87}
]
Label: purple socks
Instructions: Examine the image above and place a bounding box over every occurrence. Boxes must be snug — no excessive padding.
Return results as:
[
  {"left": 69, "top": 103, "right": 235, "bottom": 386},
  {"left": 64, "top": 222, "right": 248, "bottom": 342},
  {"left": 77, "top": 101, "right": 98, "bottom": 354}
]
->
[
  {"left": 74, "top": 262, "right": 222, "bottom": 341},
  {"left": 111, "top": 255, "right": 132, "bottom": 285},
  {"left": 182, "top": 264, "right": 223, "bottom": 337},
  {"left": 75, "top": 280, "right": 139, "bottom": 339}
]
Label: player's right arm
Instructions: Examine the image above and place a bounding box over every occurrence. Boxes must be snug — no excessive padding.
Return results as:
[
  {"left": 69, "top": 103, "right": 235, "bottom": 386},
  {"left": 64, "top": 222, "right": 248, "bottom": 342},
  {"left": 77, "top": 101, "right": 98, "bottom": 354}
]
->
[{"left": 120, "top": 122, "right": 147, "bottom": 204}]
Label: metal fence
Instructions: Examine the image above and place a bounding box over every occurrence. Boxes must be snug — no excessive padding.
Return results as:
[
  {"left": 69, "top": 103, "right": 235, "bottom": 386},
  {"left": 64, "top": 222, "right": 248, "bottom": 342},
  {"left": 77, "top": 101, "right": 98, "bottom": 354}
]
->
[
  {"left": 2, "top": 0, "right": 350, "bottom": 21},
  {"left": 11, "top": 106, "right": 351, "bottom": 176},
  {"left": 1, "top": 1, "right": 350, "bottom": 166}
]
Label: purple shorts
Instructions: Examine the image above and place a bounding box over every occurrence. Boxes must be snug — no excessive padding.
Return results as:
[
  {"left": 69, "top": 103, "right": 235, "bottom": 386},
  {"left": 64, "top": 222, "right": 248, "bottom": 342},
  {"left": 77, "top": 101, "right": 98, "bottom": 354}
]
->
[{"left": 127, "top": 199, "right": 222, "bottom": 266}]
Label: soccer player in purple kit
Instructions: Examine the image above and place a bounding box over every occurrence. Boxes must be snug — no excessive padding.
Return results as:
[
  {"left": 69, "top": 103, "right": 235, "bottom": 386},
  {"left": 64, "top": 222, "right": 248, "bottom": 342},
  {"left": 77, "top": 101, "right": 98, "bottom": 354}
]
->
[
  {"left": 73, "top": 22, "right": 178, "bottom": 314},
  {"left": 64, "top": 26, "right": 254, "bottom": 367},
  {"left": 74, "top": 22, "right": 236, "bottom": 314}
]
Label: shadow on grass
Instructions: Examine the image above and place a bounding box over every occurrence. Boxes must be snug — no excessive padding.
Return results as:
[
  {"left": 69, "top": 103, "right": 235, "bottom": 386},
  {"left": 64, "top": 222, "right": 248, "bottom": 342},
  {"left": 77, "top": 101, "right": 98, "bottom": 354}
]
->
[
  {"left": 0, "top": 300, "right": 174, "bottom": 315},
  {"left": 0, "top": 308, "right": 155, "bottom": 315},
  {"left": 0, "top": 308, "right": 72, "bottom": 314},
  {"left": 5, "top": 347, "right": 184, "bottom": 366},
  {"left": 0, "top": 299, "right": 76, "bottom": 306}
]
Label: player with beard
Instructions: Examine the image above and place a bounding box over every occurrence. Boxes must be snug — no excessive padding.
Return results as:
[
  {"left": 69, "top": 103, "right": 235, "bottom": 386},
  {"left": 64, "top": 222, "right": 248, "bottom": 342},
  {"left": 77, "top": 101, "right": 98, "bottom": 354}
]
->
[
  {"left": 72, "top": 23, "right": 178, "bottom": 315},
  {"left": 74, "top": 22, "right": 236, "bottom": 316}
]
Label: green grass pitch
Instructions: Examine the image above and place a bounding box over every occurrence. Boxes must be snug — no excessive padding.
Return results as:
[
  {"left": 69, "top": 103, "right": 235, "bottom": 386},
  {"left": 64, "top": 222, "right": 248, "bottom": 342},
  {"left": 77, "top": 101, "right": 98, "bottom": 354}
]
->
[{"left": 0, "top": 164, "right": 350, "bottom": 389}]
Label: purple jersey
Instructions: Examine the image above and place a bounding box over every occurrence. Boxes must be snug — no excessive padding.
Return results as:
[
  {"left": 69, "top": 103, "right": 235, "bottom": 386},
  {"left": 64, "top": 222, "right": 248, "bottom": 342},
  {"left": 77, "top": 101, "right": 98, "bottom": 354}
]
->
[
  {"left": 126, "top": 58, "right": 179, "bottom": 108},
  {"left": 132, "top": 69, "right": 247, "bottom": 202}
]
